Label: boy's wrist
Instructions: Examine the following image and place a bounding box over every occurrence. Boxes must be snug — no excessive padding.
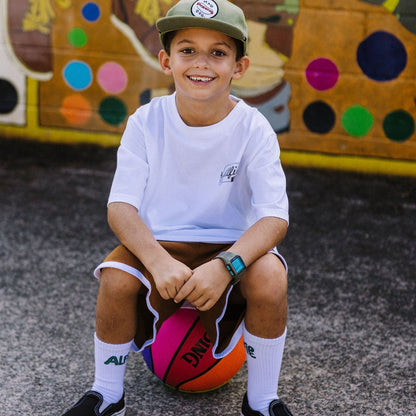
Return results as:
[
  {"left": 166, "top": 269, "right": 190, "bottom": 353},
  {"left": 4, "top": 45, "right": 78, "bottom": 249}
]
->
[
  {"left": 142, "top": 243, "right": 173, "bottom": 273},
  {"left": 215, "top": 251, "right": 246, "bottom": 286}
]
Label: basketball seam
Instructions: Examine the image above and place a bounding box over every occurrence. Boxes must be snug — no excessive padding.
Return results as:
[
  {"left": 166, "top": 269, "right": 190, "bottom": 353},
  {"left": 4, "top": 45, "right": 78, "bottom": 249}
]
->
[
  {"left": 176, "top": 358, "right": 222, "bottom": 391},
  {"left": 162, "top": 315, "right": 201, "bottom": 383}
]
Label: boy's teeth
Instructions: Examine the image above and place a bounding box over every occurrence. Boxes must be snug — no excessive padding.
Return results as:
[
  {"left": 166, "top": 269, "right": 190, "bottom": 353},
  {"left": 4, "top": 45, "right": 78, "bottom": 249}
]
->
[{"left": 190, "top": 76, "right": 212, "bottom": 82}]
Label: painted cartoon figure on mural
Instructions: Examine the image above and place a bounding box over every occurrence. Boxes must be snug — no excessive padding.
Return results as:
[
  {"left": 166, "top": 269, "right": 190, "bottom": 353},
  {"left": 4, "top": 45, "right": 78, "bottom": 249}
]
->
[
  {"left": 6, "top": 0, "right": 71, "bottom": 80},
  {"left": 231, "top": 1, "right": 299, "bottom": 133}
]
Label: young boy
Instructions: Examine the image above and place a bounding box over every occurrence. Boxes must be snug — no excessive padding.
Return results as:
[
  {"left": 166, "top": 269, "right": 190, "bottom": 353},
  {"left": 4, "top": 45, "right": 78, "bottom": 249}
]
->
[{"left": 62, "top": 1, "right": 293, "bottom": 415}]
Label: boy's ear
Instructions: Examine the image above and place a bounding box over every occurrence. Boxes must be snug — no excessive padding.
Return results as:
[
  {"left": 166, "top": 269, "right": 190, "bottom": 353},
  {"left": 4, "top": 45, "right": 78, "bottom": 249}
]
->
[
  {"left": 232, "top": 56, "right": 250, "bottom": 81},
  {"left": 159, "top": 49, "right": 172, "bottom": 75}
]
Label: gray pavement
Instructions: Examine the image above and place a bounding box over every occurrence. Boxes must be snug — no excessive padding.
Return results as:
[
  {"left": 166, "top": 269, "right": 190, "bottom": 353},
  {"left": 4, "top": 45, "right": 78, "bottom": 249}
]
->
[{"left": 0, "top": 138, "right": 415, "bottom": 416}]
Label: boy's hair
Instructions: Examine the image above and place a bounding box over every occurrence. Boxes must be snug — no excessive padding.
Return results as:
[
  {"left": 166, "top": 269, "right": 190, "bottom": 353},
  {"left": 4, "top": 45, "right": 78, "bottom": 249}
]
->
[
  {"left": 163, "top": 30, "right": 245, "bottom": 61},
  {"left": 157, "top": 0, "right": 248, "bottom": 57}
]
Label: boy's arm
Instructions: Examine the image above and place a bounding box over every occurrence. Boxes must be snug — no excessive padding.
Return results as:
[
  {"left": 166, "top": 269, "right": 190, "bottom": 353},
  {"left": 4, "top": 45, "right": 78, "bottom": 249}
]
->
[
  {"left": 227, "top": 216, "right": 287, "bottom": 268},
  {"left": 107, "top": 202, "right": 193, "bottom": 300},
  {"left": 174, "top": 216, "right": 288, "bottom": 310}
]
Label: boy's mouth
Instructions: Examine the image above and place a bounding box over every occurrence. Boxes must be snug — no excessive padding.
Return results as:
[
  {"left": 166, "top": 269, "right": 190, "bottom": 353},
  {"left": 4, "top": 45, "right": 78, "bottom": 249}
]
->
[{"left": 188, "top": 75, "right": 215, "bottom": 83}]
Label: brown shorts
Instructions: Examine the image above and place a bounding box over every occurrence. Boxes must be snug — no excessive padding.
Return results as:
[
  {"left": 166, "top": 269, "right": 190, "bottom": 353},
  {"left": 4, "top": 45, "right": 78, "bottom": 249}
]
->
[{"left": 94, "top": 242, "right": 287, "bottom": 358}]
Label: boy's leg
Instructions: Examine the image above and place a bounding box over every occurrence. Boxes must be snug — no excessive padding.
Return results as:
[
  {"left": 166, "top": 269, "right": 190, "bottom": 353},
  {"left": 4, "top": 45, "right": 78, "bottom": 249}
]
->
[
  {"left": 92, "top": 268, "right": 142, "bottom": 402},
  {"left": 62, "top": 268, "right": 140, "bottom": 416},
  {"left": 240, "top": 253, "right": 292, "bottom": 416},
  {"left": 96, "top": 267, "right": 141, "bottom": 343}
]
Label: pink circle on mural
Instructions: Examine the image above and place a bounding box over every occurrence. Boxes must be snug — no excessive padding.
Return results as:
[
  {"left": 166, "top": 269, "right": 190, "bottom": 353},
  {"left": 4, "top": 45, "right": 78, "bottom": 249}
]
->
[
  {"left": 97, "top": 62, "right": 127, "bottom": 94},
  {"left": 306, "top": 58, "right": 339, "bottom": 91}
]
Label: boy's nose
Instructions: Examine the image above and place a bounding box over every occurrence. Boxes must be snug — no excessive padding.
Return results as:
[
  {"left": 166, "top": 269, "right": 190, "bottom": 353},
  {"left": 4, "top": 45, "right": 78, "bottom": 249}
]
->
[{"left": 194, "top": 52, "right": 210, "bottom": 68}]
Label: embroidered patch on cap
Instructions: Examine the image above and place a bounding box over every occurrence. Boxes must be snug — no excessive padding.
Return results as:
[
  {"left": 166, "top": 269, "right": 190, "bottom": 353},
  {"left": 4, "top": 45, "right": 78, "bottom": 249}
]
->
[{"left": 191, "top": 0, "right": 219, "bottom": 19}]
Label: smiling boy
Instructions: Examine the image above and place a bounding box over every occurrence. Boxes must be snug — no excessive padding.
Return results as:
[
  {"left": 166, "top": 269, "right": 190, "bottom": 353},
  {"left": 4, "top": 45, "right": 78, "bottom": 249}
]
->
[{"left": 61, "top": 1, "right": 293, "bottom": 415}]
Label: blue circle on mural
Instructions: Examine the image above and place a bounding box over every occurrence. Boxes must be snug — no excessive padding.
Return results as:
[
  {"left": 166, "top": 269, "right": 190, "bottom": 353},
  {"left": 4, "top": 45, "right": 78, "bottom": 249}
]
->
[
  {"left": 357, "top": 31, "right": 407, "bottom": 81},
  {"left": 63, "top": 60, "right": 92, "bottom": 91},
  {"left": 82, "top": 2, "right": 101, "bottom": 22}
]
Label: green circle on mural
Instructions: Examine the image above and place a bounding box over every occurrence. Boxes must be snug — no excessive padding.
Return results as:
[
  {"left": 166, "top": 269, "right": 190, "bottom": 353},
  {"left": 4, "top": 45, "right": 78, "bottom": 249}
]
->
[
  {"left": 99, "top": 97, "right": 127, "bottom": 126},
  {"left": 341, "top": 105, "right": 374, "bottom": 137},
  {"left": 383, "top": 110, "right": 415, "bottom": 142},
  {"left": 68, "top": 28, "right": 88, "bottom": 48}
]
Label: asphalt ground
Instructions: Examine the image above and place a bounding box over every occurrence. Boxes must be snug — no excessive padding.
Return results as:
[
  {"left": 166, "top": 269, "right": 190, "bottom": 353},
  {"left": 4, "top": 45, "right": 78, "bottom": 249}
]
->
[{"left": 0, "top": 138, "right": 415, "bottom": 416}]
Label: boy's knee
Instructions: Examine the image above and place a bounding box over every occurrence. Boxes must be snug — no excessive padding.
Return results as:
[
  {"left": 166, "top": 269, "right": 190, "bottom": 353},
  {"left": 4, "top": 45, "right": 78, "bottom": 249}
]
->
[
  {"left": 241, "top": 254, "right": 287, "bottom": 301},
  {"left": 99, "top": 268, "right": 140, "bottom": 299}
]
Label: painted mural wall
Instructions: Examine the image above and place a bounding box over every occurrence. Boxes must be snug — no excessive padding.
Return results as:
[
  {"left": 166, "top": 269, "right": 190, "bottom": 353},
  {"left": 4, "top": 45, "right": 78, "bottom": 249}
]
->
[{"left": 0, "top": 0, "right": 415, "bottom": 175}]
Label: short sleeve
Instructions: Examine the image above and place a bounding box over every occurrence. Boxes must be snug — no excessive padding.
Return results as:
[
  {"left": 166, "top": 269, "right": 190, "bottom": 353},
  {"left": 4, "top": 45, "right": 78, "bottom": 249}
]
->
[
  {"left": 246, "top": 130, "right": 289, "bottom": 224},
  {"left": 108, "top": 113, "right": 149, "bottom": 210}
]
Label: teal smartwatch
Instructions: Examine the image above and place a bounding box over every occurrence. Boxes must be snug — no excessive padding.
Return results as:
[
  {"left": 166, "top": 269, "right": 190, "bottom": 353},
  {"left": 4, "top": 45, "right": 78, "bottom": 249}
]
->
[{"left": 215, "top": 251, "right": 246, "bottom": 286}]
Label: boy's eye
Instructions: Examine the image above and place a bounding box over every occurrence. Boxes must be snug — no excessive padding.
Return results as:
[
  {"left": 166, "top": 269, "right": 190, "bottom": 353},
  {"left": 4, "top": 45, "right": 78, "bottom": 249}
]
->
[
  {"left": 212, "top": 49, "right": 226, "bottom": 57},
  {"left": 180, "top": 48, "right": 194, "bottom": 54}
]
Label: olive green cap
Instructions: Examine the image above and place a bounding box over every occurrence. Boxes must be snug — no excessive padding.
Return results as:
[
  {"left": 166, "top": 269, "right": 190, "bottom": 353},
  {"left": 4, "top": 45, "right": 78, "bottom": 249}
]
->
[{"left": 156, "top": 0, "right": 248, "bottom": 55}]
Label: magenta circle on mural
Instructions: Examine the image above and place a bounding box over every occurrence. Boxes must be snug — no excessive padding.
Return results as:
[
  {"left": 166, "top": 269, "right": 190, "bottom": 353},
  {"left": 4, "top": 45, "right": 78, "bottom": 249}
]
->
[
  {"left": 97, "top": 62, "right": 128, "bottom": 94},
  {"left": 306, "top": 58, "right": 339, "bottom": 91}
]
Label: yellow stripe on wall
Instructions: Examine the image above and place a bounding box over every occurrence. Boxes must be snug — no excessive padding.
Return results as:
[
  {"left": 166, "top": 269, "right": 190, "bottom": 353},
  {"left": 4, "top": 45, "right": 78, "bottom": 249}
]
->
[{"left": 281, "top": 151, "right": 416, "bottom": 178}]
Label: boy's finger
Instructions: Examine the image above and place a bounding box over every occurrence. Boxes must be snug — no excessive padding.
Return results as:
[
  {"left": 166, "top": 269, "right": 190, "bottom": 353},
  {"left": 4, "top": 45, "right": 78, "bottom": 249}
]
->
[{"left": 174, "top": 281, "right": 193, "bottom": 303}]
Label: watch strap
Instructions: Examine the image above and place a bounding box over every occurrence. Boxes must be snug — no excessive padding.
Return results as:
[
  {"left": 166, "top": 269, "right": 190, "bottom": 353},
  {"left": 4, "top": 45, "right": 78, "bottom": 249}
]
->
[{"left": 215, "top": 251, "right": 246, "bottom": 285}]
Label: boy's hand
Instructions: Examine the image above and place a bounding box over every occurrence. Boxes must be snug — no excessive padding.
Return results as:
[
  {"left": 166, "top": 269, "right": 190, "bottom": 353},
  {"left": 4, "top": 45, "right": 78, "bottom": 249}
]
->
[
  {"left": 174, "top": 259, "right": 231, "bottom": 311},
  {"left": 151, "top": 257, "right": 193, "bottom": 300}
]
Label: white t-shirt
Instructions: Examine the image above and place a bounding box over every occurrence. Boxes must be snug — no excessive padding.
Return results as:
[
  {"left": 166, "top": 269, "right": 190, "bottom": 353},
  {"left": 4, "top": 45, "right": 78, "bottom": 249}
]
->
[{"left": 108, "top": 93, "right": 289, "bottom": 243}]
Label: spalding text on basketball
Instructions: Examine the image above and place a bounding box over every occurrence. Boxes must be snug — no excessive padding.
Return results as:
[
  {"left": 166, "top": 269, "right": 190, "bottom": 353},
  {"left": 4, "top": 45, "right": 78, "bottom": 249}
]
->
[{"left": 180, "top": 332, "right": 211, "bottom": 368}]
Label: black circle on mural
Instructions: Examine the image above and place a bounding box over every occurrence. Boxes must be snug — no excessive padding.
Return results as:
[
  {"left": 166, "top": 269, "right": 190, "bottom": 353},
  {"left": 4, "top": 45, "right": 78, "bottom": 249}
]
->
[
  {"left": 140, "top": 89, "right": 151, "bottom": 106},
  {"left": 99, "top": 97, "right": 127, "bottom": 126},
  {"left": 383, "top": 110, "right": 415, "bottom": 142},
  {"left": 357, "top": 31, "right": 407, "bottom": 81},
  {"left": 303, "top": 101, "right": 336, "bottom": 134},
  {"left": 0, "top": 79, "right": 18, "bottom": 114}
]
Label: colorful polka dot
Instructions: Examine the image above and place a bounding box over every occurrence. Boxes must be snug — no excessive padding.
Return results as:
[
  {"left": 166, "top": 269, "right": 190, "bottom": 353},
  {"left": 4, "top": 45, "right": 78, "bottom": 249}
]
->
[
  {"left": 68, "top": 28, "right": 88, "bottom": 48},
  {"left": 97, "top": 62, "right": 128, "bottom": 94},
  {"left": 306, "top": 58, "right": 339, "bottom": 91},
  {"left": 342, "top": 105, "right": 374, "bottom": 137},
  {"left": 0, "top": 79, "right": 18, "bottom": 114},
  {"left": 357, "top": 31, "right": 407, "bottom": 81},
  {"left": 63, "top": 60, "right": 92, "bottom": 91},
  {"left": 60, "top": 94, "right": 92, "bottom": 125},
  {"left": 383, "top": 110, "right": 414, "bottom": 142},
  {"left": 303, "top": 101, "right": 336, "bottom": 134},
  {"left": 140, "top": 89, "right": 151, "bottom": 106},
  {"left": 82, "top": 2, "right": 101, "bottom": 22},
  {"left": 99, "top": 97, "right": 127, "bottom": 126}
]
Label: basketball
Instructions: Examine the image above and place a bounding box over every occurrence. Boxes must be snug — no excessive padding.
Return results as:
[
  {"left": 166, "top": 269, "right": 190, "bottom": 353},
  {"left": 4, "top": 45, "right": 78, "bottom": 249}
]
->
[{"left": 141, "top": 307, "right": 246, "bottom": 393}]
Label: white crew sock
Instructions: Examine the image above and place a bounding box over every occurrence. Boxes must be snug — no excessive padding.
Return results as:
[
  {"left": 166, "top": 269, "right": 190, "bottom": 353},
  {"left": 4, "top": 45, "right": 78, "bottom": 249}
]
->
[
  {"left": 244, "top": 323, "right": 287, "bottom": 416},
  {"left": 91, "top": 333, "right": 133, "bottom": 404}
]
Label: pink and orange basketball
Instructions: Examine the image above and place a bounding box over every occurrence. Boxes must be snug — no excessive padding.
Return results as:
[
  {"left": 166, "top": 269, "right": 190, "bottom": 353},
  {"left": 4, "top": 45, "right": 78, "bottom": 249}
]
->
[{"left": 141, "top": 308, "right": 246, "bottom": 393}]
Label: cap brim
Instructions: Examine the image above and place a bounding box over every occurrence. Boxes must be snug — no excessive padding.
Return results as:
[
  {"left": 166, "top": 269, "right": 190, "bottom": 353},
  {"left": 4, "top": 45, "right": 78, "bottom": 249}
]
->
[{"left": 156, "top": 16, "right": 246, "bottom": 44}]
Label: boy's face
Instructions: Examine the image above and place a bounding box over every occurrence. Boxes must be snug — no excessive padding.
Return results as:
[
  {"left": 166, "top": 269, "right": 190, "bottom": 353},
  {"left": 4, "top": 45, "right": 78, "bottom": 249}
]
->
[{"left": 159, "top": 28, "right": 249, "bottom": 104}]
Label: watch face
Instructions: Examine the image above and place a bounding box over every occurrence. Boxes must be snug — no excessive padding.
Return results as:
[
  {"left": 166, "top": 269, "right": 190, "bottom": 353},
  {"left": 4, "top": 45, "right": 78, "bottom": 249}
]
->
[{"left": 231, "top": 256, "right": 246, "bottom": 274}]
